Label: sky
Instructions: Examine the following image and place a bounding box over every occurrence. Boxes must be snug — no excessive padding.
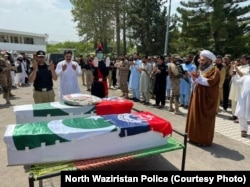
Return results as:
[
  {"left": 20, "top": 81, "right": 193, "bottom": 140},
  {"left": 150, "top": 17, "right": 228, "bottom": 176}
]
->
[{"left": 0, "top": 0, "right": 181, "bottom": 43}]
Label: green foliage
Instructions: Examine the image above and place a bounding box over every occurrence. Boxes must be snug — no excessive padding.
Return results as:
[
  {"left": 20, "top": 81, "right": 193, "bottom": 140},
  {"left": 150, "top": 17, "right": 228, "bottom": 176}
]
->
[
  {"left": 50, "top": 0, "right": 250, "bottom": 58},
  {"left": 47, "top": 41, "right": 96, "bottom": 57},
  {"left": 127, "top": 0, "right": 168, "bottom": 55},
  {"left": 177, "top": 0, "right": 250, "bottom": 57},
  {"left": 70, "top": 0, "right": 115, "bottom": 54}
]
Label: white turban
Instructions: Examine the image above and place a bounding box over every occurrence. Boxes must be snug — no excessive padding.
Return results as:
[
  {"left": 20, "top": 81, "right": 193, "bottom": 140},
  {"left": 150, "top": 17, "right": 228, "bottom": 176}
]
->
[
  {"left": 200, "top": 50, "right": 216, "bottom": 63},
  {"left": 17, "top": 55, "right": 23, "bottom": 59}
]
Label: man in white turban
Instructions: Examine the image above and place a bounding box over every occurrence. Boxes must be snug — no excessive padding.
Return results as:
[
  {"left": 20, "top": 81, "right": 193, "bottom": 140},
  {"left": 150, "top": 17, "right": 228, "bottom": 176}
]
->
[
  {"left": 185, "top": 49, "right": 220, "bottom": 146},
  {"left": 200, "top": 50, "right": 216, "bottom": 65}
]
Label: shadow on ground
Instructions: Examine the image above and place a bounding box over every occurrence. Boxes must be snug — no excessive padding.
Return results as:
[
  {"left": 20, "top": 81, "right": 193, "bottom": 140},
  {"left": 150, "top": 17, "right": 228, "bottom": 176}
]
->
[{"left": 201, "top": 143, "right": 245, "bottom": 161}]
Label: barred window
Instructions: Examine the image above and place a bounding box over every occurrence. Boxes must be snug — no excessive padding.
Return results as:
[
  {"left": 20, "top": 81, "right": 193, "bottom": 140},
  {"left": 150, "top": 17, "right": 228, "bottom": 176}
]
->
[{"left": 24, "top": 37, "right": 34, "bottom": 44}]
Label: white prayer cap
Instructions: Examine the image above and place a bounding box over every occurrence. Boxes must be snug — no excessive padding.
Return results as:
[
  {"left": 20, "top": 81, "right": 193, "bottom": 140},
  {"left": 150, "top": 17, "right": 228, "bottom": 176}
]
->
[
  {"left": 200, "top": 50, "right": 216, "bottom": 63},
  {"left": 17, "top": 54, "right": 23, "bottom": 59}
]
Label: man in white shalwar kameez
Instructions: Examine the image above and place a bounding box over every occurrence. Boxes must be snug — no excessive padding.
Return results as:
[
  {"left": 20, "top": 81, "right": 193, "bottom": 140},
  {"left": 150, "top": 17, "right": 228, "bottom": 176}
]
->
[
  {"left": 229, "top": 55, "right": 250, "bottom": 123},
  {"left": 139, "top": 56, "right": 152, "bottom": 105},
  {"left": 15, "top": 55, "right": 27, "bottom": 87},
  {"left": 55, "top": 50, "right": 82, "bottom": 101},
  {"left": 233, "top": 71, "right": 250, "bottom": 138},
  {"left": 128, "top": 52, "right": 141, "bottom": 102}
]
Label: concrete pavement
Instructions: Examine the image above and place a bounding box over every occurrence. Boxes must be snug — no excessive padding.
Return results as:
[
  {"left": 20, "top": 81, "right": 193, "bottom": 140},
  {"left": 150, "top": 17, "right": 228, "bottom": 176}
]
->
[{"left": 0, "top": 78, "right": 249, "bottom": 187}]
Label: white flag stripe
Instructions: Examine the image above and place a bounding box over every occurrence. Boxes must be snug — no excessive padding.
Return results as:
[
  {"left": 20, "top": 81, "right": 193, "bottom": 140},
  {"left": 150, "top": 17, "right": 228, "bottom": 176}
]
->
[{"left": 47, "top": 120, "right": 116, "bottom": 141}]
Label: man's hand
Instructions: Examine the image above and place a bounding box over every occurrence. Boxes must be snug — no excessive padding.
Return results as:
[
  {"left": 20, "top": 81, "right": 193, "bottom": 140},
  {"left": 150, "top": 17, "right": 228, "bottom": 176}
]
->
[
  {"left": 189, "top": 71, "right": 200, "bottom": 79},
  {"left": 62, "top": 63, "right": 67, "bottom": 71},
  {"left": 93, "top": 57, "right": 98, "bottom": 67},
  {"left": 105, "top": 57, "right": 110, "bottom": 67},
  {"left": 49, "top": 61, "right": 55, "bottom": 70},
  {"left": 33, "top": 61, "right": 38, "bottom": 71},
  {"left": 72, "top": 64, "right": 77, "bottom": 70},
  {"left": 155, "top": 68, "right": 161, "bottom": 74},
  {"left": 129, "top": 61, "right": 135, "bottom": 66}
]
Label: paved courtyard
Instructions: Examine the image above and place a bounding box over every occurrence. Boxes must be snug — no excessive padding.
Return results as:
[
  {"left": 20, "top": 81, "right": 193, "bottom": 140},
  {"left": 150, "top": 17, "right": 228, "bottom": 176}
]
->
[{"left": 0, "top": 78, "right": 249, "bottom": 187}]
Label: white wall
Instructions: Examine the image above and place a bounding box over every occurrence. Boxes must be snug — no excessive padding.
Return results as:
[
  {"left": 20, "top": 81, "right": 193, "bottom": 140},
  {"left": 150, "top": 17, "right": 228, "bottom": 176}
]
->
[{"left": 0, "top": 42, "right": 46, "bottom": 53}]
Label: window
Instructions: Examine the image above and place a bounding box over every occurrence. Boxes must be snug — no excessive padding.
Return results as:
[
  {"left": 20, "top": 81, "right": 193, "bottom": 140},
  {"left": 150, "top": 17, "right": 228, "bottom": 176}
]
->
[
  {"left": 24, "top": 37, "right": 34, "bottom": 44},
  {"left": 10, "top": 36, "right": 19, "bottom": 43},
  {"left": 0, "top": 35, "right": 5, "bottom": 42}
]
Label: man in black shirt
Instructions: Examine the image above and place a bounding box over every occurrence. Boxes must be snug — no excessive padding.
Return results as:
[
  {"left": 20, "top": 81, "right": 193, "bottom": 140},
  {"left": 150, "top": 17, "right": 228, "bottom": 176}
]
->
[
  {"left": 79, "top": 55, "right": 86, "bottom": 86},
  {"left": 29, "top": 50, "right": 57, "bottom": 103}
]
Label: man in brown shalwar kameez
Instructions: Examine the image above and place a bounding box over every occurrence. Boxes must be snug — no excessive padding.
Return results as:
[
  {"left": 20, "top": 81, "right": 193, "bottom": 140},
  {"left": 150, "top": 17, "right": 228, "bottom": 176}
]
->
[{"left": 185, "top": 50, "right": 220, "bottom": 147}]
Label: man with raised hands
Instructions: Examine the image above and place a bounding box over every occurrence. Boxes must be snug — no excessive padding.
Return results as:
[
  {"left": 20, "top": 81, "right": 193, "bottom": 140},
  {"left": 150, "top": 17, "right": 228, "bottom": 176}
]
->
[
  {"left": 55, "top": 50, "right": 82, "bottom": 101},
  {"left": 186, "top": 49, "right": 220, "bottom": 147}
]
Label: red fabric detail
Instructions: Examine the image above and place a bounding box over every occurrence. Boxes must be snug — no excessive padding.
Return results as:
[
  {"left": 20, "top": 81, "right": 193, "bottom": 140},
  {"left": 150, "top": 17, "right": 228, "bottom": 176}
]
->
[
  {"left": 96, "top": 68, "right": 108, "bottom": 97},
  {"left": 74, "top": 155, "right": 134, "bottom": 170},
  {"left": 90, "top": 60, "right": 94, "bottom": 67},
  {"left": 97, "top": 42, "right": 103, "bottom": 51},
  {"left": 103, "top": 81, "right": 108, "bottom": 97},
  {"left": 97, "top": 68, "right": 102, "bottom": 79},
  {"left": 134, "top": 111, "right": 173, "bottom": 137},
  {"left": 96, "top": 98, "right": 134, "bottom": 115}
]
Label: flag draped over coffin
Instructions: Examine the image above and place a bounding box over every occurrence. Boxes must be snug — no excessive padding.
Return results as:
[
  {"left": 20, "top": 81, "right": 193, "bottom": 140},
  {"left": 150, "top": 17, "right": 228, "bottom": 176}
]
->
[{"left": 4, "top": 112, "right": 173, "bottom": 151}]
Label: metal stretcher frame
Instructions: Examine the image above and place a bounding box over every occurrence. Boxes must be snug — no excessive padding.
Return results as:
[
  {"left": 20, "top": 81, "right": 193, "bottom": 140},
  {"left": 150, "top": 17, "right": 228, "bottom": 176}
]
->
[{"left": 27, "top": 129, "right": 187, "bottom": 187}]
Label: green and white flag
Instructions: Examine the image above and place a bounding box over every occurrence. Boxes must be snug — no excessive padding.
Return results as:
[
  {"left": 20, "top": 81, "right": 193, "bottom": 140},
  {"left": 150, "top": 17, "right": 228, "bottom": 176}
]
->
[
  {"left": 4, "top": 116, "right": 117, "bottom": 151},
  {"left": 32, "top": 102, "right": 96, "bottom": 116},
  {"left": 14, "top": 102, "right": 95, "bottom": 118}
]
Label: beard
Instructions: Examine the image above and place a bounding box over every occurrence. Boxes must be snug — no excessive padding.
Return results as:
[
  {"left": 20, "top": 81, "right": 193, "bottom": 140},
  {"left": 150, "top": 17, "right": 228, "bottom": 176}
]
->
[
  {"left": 216, "top": 63, "right": 223, "bottom": 70},
  {"left": 200, "top": 62, "right": 210, "bottom": 71}
]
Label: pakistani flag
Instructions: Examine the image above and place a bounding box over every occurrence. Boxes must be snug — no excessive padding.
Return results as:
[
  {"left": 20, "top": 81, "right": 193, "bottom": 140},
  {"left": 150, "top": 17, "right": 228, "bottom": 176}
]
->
[
  {"left": 4, "top": 112, "right": 172, "bottom": 151},
  {"left": 5, "top": 116, "right": 117, "bottom": 151},
  {"left": 32, "top": 102, "right": 95, "bottom": 116}
]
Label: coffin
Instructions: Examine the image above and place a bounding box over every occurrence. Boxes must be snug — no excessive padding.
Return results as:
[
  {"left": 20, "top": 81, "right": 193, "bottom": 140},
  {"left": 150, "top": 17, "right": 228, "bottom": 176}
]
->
[
  {"left": 3, "top": 111, "right": 173, "bottom": 166},
  {"left": 14, "top": 95, "right": 134, "bottom": 123}
]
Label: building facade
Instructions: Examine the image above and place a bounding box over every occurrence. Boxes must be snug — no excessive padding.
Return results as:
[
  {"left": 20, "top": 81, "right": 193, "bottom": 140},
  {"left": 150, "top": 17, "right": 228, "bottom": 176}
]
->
[{"left": 0, "top": 28, "right": 47, "bottom": 54}]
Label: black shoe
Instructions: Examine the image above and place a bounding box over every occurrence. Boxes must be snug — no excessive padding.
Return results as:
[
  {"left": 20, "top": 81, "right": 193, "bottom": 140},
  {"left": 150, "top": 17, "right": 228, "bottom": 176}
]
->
[
  {"left": 241, "top": 131, "right": 247, "bottom": 138},
  {"left": 229, "top": 116, "right": 237, "bottom": 120},
  {"left": 144, "top": 102, "right": 150, "bottom": 105},
  {"left": 188, "top": 140, "right": 211, "bottom": 147},
  {"left": 133, "top": 98, "right": 140, "bottom": 102},
  {"left": 158, "top": 105, "right": 164, "bottom": 109}
]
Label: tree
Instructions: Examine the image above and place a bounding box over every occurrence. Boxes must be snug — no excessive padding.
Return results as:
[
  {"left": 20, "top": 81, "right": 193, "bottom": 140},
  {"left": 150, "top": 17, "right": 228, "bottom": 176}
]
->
[
  {"left": 177, "top": 0, "right": 250, "bottom": 56},
  {"left": 70, "top": 0, "right": 114, "bottom": 53},
  {"left": 127, "top": 0, "right": 168, "bottom": 55}
]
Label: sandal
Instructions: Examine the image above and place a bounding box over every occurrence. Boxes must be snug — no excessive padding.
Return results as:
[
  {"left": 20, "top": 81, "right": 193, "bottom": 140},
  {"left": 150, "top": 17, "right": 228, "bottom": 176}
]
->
[
  {"left": 229, "top": 116, "right": 238, "bottom": 120},
  {"left": 241, "top": 131, "right": 247, "bottom": 138},
  {"left": 234, "top": 119, "right": 239, "bottom": 123}
]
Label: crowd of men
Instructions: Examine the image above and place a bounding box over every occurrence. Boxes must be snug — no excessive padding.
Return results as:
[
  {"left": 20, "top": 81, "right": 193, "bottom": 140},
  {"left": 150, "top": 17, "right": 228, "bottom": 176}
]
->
[
  {"left": 1, "top": 50, "right": 249, "bottom": 140},
  {"left": 77, "top": 51, "right": 250, "bottom": 140},
  {"left": 0, "top": 51, "right": 31, "bottom": 105}
]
